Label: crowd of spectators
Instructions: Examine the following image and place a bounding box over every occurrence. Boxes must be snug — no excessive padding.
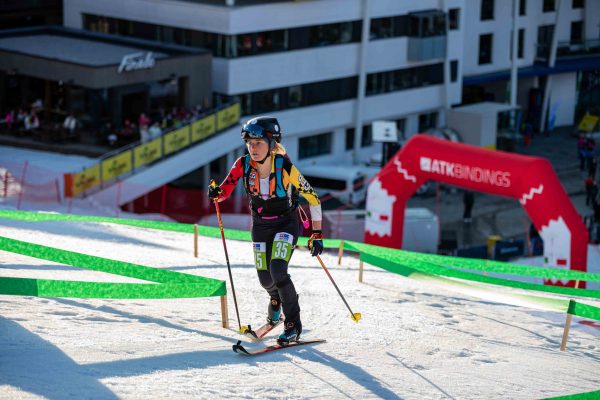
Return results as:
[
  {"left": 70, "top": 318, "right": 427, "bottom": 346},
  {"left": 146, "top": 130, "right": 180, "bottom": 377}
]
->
[
  {"left": 1, "top": 101, "right": 211, "bottom": 149},
  {"left": 1, "top": 99, "right": 80, "bottom": 142},
  {"left": 102, "top": 104, "right": 208, "bottom": 148}
]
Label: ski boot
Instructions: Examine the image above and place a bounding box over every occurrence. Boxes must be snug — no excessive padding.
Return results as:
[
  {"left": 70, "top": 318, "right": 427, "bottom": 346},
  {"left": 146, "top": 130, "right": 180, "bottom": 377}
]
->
[
  {"left": 277, "top": 320, "right": 302, "bottom": 346},
  {"left": 267, "top": 297, "right": 282, "bottom": 326}
]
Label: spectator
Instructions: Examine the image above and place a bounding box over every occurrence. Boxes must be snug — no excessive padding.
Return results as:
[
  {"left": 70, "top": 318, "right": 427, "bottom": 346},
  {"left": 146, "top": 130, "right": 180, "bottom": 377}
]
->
[
  {"left": 24, "top": 110, "right": 40, "bottom": 131},
  {"left": 138, "top": 112, "right": 150, "bottom": 131},
  {"left": 463, "top": 190, "right": 474, "bottom": 224},
  {"left": 118, "top": 119, "right": 137, "bottom": 145},
  {"left": 4, "top": 109, "right": 15, "bottom": 130},
  {"left": 585, "top": 138, "right": 596, "bottom": 172},
  {"left": 16, "top": 109, "right": 27, "bottom": 128},
  {"left": 593, "top": 195, "right": 600, "bottom": 243},
  {"left": 585, "top": 175, "right": 595, "bottom": 206},
  {"left": 63, "top": 113, "right": 78, "bottom": 133},
  {"left": 140, "top": 126, "right": 150, "bottom": 143},
  {"left": 100, "top": 122, "right": 118, "bottom": 147},
  {"left": 589, "top": 157, "right": 598, "bottom": 180},
  {"left": 31, "top": 98, "right": 43, "bottom": 110},
  {"left": 148, "top": 122, "right": 162, "bottom": 140}
]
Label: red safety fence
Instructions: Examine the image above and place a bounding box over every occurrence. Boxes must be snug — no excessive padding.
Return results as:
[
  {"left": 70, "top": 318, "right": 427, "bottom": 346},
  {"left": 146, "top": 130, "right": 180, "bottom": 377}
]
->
[{"left": 0, "top": 161, "right": 62, "bottom": 209}]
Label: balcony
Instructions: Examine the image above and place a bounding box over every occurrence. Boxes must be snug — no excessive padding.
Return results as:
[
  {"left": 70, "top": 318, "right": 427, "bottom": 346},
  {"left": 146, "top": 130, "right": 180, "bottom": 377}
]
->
[
  {"left": 536, "top": 39, "right": 600, "bottom": 61},
  {"left": 407, "top": 36, "right": 446, "bottom": 62}
]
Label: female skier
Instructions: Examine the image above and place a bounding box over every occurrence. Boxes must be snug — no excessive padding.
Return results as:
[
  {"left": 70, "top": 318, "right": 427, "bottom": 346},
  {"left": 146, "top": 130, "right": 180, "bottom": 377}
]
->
[{"left": 208, "top": 116, "right": 324, "bottom": 344}]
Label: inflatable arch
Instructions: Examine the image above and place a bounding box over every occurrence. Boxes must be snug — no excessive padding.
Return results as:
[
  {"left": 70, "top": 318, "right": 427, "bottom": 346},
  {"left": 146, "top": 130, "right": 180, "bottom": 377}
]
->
[{"left": 364, "top": 135, "right": 588, "bottom": 287}]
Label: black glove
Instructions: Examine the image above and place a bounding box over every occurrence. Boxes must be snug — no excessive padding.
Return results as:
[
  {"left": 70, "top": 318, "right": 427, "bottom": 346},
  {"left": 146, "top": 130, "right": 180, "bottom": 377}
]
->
[
  {"left": 208, "top": 184, "right": 222, "bottom": 200},
  {"left": 308, "top": 230, "right": 324, "bottom": 257}
]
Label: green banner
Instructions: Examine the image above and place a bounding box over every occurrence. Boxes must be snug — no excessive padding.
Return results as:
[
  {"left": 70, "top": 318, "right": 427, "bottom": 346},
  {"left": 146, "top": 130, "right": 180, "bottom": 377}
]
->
[
  {"left": 0, "top": 235, "right": 225, "bottom": 299},
  {"left": 1, "top": 210, "right": 600, "bottom": 302},
  {"left": 567, "top": 300, "right": 600, "bottom": 320}
]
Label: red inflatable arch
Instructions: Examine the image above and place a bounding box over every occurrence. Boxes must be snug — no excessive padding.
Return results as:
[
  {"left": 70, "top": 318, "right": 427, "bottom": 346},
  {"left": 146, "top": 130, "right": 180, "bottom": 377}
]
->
[{"left": 364, "top": 135, "right": 588, "bottom": 287}]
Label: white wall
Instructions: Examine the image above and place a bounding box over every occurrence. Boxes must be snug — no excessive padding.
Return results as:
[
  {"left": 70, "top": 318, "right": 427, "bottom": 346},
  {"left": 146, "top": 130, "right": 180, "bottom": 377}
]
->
[
  {"left": 549, "top": 72, "right": 577, "bottom": 127},
  {"left": 213, "top": 44, "right": 359, "bottom": 94},
  {"left": 462, "top": 0, "right": 586, "bottom": 77}
]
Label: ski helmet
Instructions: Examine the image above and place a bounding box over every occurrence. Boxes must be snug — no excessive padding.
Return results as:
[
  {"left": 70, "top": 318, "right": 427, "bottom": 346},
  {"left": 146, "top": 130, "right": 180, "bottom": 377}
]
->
[{"left": 241, "top": 116, "right": 282, "bottom": 144}]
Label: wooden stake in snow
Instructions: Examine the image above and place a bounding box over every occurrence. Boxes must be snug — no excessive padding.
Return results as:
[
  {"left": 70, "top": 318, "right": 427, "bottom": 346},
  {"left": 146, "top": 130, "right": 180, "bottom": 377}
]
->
[
  {"left": 220, "top": 295, "right": 229, "bottom": 329},
  {"left": 359, "top": 258, "right": 364, "bottom": 283},
  {"left": 194, "top": 224, "right": 198, "bottom": 258},
  {"left": 560, "top": 281, "right": 580, "bottom": 352},
  {"left": 338, "top": 240, "right": 344, "bottom": 266}
]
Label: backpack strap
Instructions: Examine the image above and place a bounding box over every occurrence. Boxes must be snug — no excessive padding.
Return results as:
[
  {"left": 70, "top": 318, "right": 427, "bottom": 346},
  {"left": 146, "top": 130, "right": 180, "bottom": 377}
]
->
[{"left": 274, "top": 155, "right": 286, "bottom": 198}]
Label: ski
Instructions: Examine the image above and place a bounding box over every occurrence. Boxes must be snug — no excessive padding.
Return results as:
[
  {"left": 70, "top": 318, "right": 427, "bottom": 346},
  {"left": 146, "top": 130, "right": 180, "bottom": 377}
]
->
[
  {"left": 232, "top": 339, "right": 326, "bottom": 356},
  {"left": 241, "top": 319, "right": 283, "bottom": 341}
]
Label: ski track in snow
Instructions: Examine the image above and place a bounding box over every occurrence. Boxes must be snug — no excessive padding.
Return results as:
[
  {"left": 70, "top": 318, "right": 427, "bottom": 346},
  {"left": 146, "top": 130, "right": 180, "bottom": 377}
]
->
[{"left": 0, "top": 219, "right": 599, "bottom": 400}]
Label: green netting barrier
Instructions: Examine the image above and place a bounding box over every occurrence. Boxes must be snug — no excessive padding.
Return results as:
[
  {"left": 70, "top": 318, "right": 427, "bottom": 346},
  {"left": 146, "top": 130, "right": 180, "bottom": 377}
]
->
[
  {"left": 2, "top": 210, "right": 599, "bottom": 308},
  {"left": 0, "top": 235, "right": 225, "bottom": 299},
  {"left": 567, "top": 300, "right": 600, "bottom": 321},
  {"left": 545, "top": 389, "right": 600, "bottom": 400}
]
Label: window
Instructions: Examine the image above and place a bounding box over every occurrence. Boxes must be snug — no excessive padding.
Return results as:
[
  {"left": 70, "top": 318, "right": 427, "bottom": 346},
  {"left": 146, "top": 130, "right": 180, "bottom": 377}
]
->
[
  {"left": 366, "top": 63, "right": 444, "bottom": 96},
  {"left": 510, "top": 29, "right": 525, "bottom": 59},
  {"left": 298, "top": 132, "right": 332, "bottom": 159},
  {"left": 571, "top": 21, "right": 583, "bottom": 43},
  {"left": 450, "top": 60, "right": 459, "bottom": 82},
  {"left": 449, "top": 9, "right": 460, "bottom": 30},
  {"left": 519, "top": 0, "right": 527, "bottom": 15},
  {"left": 370, "top": 15, "right": 409, "bottom": 39},
  {"left": 408, "top": 11, "right": 446, "bottom": 37},
  {"left": 419, "top": 112, "right": 438, "bottom": 132},
  {"left": 518, "top": 29, "right": 525, "bottom": 58},
  {"left": 371, "top": 17, "right": 394, "bottom": 39},
  {"left": 572, "top": 0, "right": 584, "bottom": 8},
  {"left": 288, "top": 86, "right": 302, "bottom": 108},
  {"left": 543, "top": 0, "right": 555, "bottom": 12},
  {"left": 396, "top": 118, "right": 406, "bottom": 139},
  {"left": 361, "top": 125, "right": 373, "bottom": 147},
  {"left": 478, "top": 33, "right": 493, "bottom": 64},
  {"left": 345, "top": 128, "right": 355, "bottom": 150},
  {"left": 308, "top": 21, "right": 361, "bottom": 46},
  {"left": 481, "top": 0, "right": 494, "bottom": 20}
]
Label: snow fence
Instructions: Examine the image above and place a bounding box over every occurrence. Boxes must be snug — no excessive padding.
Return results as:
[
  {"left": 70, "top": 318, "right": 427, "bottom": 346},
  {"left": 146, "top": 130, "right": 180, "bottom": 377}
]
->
[{"left": 0, "top": 210, "right": 598, "bottom": 322}]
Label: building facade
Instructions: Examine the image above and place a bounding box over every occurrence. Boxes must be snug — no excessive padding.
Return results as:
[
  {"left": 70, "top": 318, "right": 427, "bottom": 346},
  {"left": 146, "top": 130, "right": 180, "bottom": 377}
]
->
[{"left": 64, "top": 0, "right": 465, "bottom": 167}]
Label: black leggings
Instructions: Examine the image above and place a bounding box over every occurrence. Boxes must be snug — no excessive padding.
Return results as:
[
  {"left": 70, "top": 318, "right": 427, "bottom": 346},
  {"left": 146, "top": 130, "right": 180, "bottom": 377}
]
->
[{"left": 251, "top": 214, "right": 300, "bottom": 323}]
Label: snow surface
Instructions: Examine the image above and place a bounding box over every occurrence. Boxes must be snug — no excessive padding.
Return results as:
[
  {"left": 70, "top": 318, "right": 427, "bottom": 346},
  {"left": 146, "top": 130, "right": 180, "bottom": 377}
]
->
[
  {"left": 1, "top": 217, "right": 599, "bottom": 400},
  {"left": 1, "top": 144, "right": 599, "bottom": 399}
]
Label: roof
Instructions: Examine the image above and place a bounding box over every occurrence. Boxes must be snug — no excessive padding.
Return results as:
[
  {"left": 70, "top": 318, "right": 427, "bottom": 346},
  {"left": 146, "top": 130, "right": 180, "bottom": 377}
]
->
[
  {"left": 0, "top": 34, "right": 169, "bottom": 67},
  {"left": 463, "top": 56, "right": 600, "bottom": 85}
]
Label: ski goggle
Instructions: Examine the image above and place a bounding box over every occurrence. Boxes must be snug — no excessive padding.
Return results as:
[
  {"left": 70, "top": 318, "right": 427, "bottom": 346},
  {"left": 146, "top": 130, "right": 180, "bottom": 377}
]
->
[{"left": 242, "top": 125, "right": 271, "bottom": 141}]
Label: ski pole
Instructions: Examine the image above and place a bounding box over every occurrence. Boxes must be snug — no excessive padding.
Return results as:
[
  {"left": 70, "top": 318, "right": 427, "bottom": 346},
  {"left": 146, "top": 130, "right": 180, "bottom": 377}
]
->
[
  {"left": 210, "top": 180, "right": 243, "bottom": 332},
  {"left": 315, "top": 254, "right": 362, "bottom": 323}
]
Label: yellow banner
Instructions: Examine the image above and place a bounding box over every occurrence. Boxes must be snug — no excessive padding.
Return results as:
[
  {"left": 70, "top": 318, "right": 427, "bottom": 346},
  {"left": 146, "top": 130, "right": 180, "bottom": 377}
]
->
[
  {"left": 164, "top": 127, "right": 190, "bottom": 155},
  {"left": 578, "top": 113, "right": 599, "bottom": 133},
  {"left": 191, "top": 115, "right": 217, "bottom": 142},
  {"left": 134, "top": 138, "right": 162, "bottom": 169},
  {"left": 68, "top": 164, "right": 101, "bottom": 197},
  {"left": 102, "top": 151, "right": 132, "bottom": 181},
  {"left": 217, "top": 103, "right": 241, "bottom": 131}
]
